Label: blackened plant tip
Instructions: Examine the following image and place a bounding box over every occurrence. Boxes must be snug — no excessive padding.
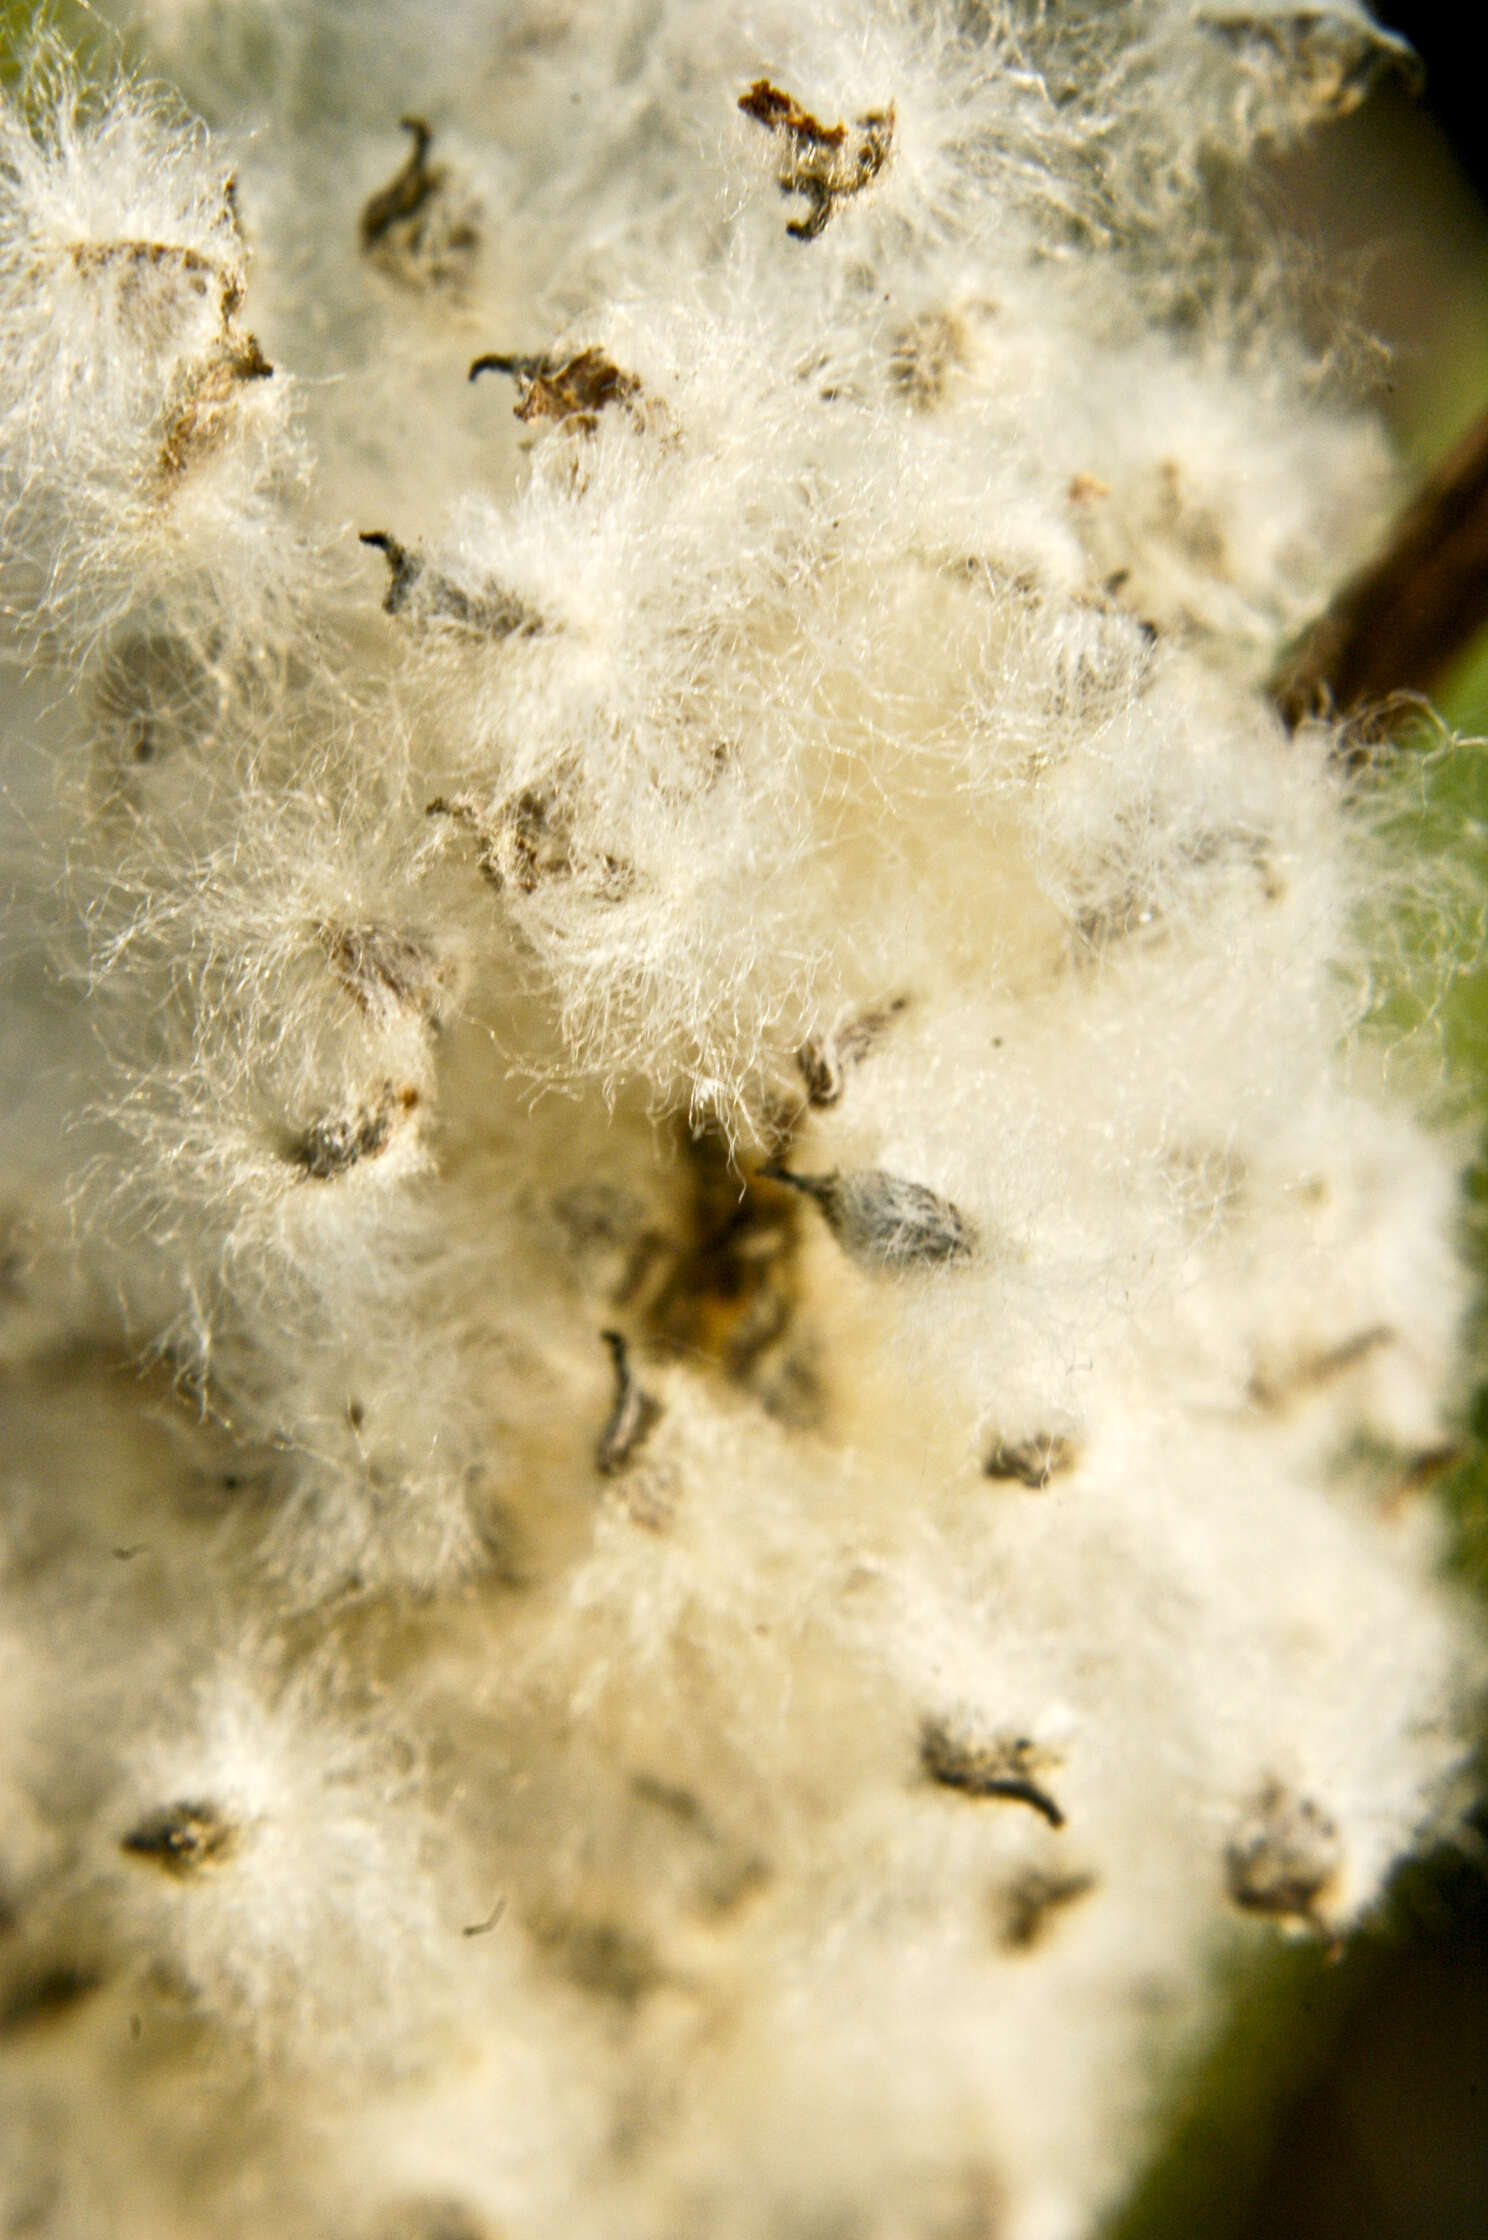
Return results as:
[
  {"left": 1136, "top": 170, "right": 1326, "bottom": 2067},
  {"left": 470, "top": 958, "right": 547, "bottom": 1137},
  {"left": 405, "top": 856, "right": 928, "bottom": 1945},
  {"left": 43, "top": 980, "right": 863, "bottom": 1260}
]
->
[
  {"left": 360, "top": 112, "right": 479, "bottom": 288},
  {"left": 461, "top": 1894, "right": 507, "bottom": 1938},
  {"left": 470, "top": 346, "right": 644, "bottom": 427},
  {"left": 226, "top": 336, "right": 274, "bottom": 382},
  {"left": 469, "top": 352, "right": 534, "bottom": 383},
  {"left": 596, "top": 1327, "right": 663, "bottom": 1476},
  {"left": 983, "top": 1434, "right": 1078, "bottom": 1489},
  {"left": 289, "top": 1085, "right": 419, "bottom": 1180},
  {"left": 993, "top": 1869, "right": 1099, "bottom": 1954},
  {"left": 121, "top": 1800, "right": 239, "bottom": 1876},
  {"left": 920, "top": 1723, "right": 1067, "bottom": 1828},
  {"left": 795, "top": 998, "right": 909, "bottom": 1108},
  {"left": 360, "top": 116, "right": 439, "bottom": 247},
  {"left": 1225, "top": 1784, "right": 1343, "bottom": 1927},
  {"left": 360, "top": 529, "right": 423, "bottom": 611},
  {"left": 1271, "top": 397, "right": 1488, "bottom": 731},
  {"left": 738, "top": 76, "right": 894, "bottom": 240},
  {"left": 320, "top": 923, "right": 450, "bottom": 1029}
]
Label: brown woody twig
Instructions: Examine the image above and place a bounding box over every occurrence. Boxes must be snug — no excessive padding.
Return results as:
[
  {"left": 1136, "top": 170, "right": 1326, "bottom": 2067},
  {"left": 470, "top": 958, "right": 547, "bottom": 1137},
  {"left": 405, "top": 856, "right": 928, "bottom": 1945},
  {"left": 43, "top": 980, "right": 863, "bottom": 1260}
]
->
[{"left": 1272, "top": 402, "right": 1488, "bottom": 731}]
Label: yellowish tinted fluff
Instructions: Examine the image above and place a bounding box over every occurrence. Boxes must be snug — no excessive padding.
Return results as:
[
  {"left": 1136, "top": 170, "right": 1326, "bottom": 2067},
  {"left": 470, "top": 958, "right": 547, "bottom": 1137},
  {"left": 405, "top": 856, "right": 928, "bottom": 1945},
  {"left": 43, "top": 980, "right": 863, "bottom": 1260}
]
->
[{"left": 0, "top": 6, "right": 1481, "bottom": 2239}]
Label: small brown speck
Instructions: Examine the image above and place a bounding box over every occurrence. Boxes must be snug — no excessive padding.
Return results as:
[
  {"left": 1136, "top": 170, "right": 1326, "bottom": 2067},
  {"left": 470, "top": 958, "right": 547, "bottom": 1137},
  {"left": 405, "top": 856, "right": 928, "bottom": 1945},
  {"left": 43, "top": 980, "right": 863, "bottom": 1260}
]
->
[
  {"left": 1384, "top": 1443, "right": 1465, "bottom": 1514},
  {"left": 796, "top": 995, "right": 908, "bottom": 1107},
  {"left": 888, "top": 311, "right": 968, "bottom": 410},
  {"left": 469, "top": 345, "right": 644, "bottom": 431},
  {"left": 1153, "top": 457, "right": 1228, "bottom": 576},
  {"left": 290, "top": 1083, "right": 418, "bottom": 1180},
  {"left": 121, "top": 1800, "right": 239, "bottom": 1877},
  {"left": 1226, "top": 1781, "right": 1342, "bottom": 1927},
  {"left": 427, "top": 788, "right": 628, "bottom": 899},
  {"left": 983, "top": 1434, "right": 1077, "bottom": 1490},
  {"left": 461, "top": 1895, "right": 507, "bottom": 1939},
  {"left": 528, "top": 1908, "right": 663, "bottom": 2007},
  {"left": 631, "top": 1772, "right": 706, "bottom": 1824},
  {"left": 321, "top": 921, "right": 451, "bottom": 1029},
  {"left": 155, "top": 329, "right": 274, "bottom": 487},
  {"left": 991, "top": 1868, "right": 1097, "bottom": 1952}
]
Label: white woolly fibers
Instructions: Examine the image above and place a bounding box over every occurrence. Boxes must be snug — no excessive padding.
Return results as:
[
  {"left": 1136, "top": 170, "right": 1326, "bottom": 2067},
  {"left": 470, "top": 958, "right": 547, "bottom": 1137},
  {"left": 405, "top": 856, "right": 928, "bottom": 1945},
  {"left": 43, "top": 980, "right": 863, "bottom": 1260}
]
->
[{"left": 0, "top": 5, "right": 1481, "bottom": 2239}]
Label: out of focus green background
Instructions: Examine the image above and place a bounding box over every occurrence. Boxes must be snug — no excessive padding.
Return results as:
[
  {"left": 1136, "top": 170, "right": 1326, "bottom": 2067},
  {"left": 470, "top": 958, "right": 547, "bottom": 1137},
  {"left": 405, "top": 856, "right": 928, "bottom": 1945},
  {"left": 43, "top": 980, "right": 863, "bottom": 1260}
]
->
[
  {"left": 2, "top": 3, "right": 1486, "bottom": 2235},
  {"left": 1120, "top": 22, "right": 1488, "bottom": 2239}
]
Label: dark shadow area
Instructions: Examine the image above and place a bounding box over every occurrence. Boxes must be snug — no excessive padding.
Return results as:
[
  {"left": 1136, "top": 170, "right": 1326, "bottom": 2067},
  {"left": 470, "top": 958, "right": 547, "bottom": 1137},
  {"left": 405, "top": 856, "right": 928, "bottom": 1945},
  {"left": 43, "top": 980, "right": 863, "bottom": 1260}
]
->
[
  {"left": 1112, "top": 1808, "right": 1488, "bottom": 2240},
  {"left": 1246, "top": 1829, "right": 1488, "bottom": 2240},
  {"left": 1376, "top": 9, "right": 1488, "bottom": 208}
]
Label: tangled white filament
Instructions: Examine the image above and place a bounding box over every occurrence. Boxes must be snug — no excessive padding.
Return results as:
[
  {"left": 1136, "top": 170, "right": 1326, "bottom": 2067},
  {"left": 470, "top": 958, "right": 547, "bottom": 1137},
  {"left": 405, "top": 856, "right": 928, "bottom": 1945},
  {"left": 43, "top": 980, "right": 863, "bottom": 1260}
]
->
[{"left": 0, "top": 6, "right": 1480, "bottom": 2239}]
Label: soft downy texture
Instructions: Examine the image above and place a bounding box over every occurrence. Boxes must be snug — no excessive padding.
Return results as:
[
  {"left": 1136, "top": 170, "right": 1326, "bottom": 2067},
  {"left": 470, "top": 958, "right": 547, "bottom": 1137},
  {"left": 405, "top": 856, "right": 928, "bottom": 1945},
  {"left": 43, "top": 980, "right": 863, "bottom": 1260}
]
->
[{"left": 0, "top": 4, "right": 1481, "bottom": 2238}]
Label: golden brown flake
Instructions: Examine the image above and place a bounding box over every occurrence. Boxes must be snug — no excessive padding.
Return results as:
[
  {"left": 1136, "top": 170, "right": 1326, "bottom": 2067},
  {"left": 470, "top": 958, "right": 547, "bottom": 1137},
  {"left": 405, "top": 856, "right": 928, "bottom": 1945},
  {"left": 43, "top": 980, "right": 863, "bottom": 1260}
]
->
[{"left": 738, "top": 78, "right": 894, "bottom": 240}]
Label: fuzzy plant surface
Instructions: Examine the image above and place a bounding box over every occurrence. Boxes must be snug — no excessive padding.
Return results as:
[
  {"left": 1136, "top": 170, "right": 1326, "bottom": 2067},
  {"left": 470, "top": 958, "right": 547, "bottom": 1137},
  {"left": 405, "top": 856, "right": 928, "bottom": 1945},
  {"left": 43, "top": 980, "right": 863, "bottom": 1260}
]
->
[{"left": 0, "top": 4, "right": 1484, "bottom": 2238}]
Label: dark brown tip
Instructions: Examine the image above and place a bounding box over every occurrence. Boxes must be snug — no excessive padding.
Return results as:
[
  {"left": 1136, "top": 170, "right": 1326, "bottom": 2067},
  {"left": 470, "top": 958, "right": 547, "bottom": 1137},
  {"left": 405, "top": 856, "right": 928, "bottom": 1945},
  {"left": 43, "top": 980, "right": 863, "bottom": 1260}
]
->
[{"left": 469, "top": 352, "right": 527, "bottom": 384}]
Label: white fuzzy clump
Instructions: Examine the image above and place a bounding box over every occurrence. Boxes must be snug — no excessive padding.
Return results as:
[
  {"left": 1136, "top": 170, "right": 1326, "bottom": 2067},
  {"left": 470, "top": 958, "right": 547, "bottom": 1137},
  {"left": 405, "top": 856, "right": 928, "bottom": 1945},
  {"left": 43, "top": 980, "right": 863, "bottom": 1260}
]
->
[{"left": 0, "top": 5, "right": 1481, "bottom": 2240}]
